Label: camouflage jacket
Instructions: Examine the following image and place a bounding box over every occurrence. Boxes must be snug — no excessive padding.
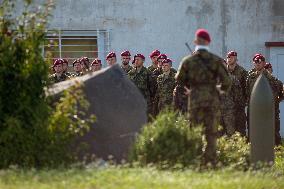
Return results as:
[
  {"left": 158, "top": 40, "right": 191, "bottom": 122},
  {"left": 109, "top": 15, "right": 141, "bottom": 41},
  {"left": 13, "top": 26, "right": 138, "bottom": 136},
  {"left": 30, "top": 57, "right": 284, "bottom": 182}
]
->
[
  {"left": 49, "top": 73, "right": 69, "bottom": 84},
  {"left": 227, "top": 64, "right": 248, "bottom": 107},
  {"left": 121, "top": 64, "right": 132, "bottom": 73},
  {"left": 72, "top": 72, "right": 84, "bottom": 77},
  {"left": 175, "top": 49, "right": 232, "bottom": 110},
  {"left": 220, "top": 73, "right": 244, "bottom": 111},
  {"left": 147, "top": 64, "right": 158, "bottom": 73},
  {"left": 155, "top": 71, "right": 176, "bottom": 111},
  {"left": 128, "top": 66, "right": 151, "bottom": 101},
  {"left": 150, "top": 67, "right": 177, "bottom": 98},
  {"left": 63, "top": 71, "right": 73, "bottom": 77},
  {"left": 173, "top": 82, "right": 188, "bottom": 113},
  {"left": 246, "top": 69, "right": 282, "bottom": 103}
]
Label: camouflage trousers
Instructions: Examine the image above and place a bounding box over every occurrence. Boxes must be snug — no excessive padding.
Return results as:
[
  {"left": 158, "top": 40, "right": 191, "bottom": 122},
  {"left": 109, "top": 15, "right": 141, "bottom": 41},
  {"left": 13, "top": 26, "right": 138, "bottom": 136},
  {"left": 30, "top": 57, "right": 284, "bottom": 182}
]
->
[
  {"left": 189, "top": 106, "right": 220, "bottom": 166},
  {"left": 235, "top": 107, "right": 247, "bottom": 136},
  {"left": 220, "top": 108, "right": 235, "bottom": 136}
]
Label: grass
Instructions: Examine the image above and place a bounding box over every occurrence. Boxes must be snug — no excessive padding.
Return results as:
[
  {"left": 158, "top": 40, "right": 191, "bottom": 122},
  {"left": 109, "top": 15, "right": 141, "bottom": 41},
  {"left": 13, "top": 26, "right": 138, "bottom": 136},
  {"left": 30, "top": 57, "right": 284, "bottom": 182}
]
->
[{"left": 0, "top": 164, "right": 283, "bottom": 189}]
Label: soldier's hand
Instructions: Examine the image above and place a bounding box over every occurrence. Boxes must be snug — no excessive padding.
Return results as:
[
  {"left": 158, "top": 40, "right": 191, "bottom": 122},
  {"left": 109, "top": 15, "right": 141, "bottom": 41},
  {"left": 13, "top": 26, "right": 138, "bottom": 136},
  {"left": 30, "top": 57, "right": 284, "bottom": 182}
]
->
[
  {"left": 184, "top": 86, "right": 190, "bottom": 96},
  {"left": 216, "top": 84, "right": 225, "bottom": 95}
]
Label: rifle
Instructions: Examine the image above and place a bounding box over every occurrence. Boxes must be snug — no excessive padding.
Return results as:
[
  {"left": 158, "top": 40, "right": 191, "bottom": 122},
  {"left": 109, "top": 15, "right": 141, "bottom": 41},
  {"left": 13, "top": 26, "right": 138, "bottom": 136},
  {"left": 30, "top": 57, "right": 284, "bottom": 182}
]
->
[{"left": 185, "top": 42, "right": 193, "bottom": 54}]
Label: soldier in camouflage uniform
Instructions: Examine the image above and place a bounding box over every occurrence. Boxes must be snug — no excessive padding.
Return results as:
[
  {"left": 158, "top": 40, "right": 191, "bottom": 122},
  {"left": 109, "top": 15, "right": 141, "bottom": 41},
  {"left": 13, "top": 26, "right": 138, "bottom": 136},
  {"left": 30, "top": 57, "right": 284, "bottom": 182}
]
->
[
  {"left": 120, "top": 50, "right": 132, "bottom": 73},
  {"left": 80, "top": 57, "right": 91, "bottom": 74},
  {"left": 106, "top": 52, "right": 117, "bottom": 66},
  {"left": 91, "top": 59, "right": 102, "bottom": 72},
  {"left": 246, "top": 54, "right": 283, "bottom": 145},
  {"left": 128, "top": 54, "right": 152, "bottom": 118},
  {"left": 226, "top": 51, "right": 248, "bottom": 136},
  {"left": 72, "top": 59, "right": 84, "bottom": 77},
  {"left": 147, "top": 49, "right": 160, "bottom": 73},
  {"left": 155, "top": 58, "right": 176, "bottom": 114},
  {"left": 264, "top": 62, "right": 283, "bottom": 145},
  {"left": 176, "top": 29, "right": 231, "bottom": 166},
  {"left": 62, "top": 58, "right": 72, "bottom": 77},
  {"left": 220, "top": 60, "right": 244, "bottom": 136},
  {"left": 49, "top": 59, "right": 70, "bottom": 83}
]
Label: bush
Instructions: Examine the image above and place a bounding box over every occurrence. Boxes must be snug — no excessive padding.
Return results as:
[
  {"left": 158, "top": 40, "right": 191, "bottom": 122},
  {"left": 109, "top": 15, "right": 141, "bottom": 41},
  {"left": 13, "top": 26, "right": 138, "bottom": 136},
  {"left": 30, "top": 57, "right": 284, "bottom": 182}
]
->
[
  {"left": 130, "top": 110, "right": 203, "bottom": 169},
  {"left": 216, "top": 132, "right": 250, "bottom": 170},
  {"left": 0, "top": 0, "right": 95, "bottom": 168}
]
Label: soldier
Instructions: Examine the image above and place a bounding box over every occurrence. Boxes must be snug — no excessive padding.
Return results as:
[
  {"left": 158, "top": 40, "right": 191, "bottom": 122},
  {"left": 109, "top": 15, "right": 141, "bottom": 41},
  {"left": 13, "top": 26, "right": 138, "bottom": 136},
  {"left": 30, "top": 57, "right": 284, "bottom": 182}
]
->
[
  {"left": 226, "top": 51, "right": 248, "bottom": 136},
  {"left": 155, "top": 58, "right": 176, "bottom": 114},
  {"left": 49, "top": 59, "right": 70, "bottom": 83},
  {"left": 72, "top": 59, "right": 84, "bottom": 77},
  {"left": 220, "top": 60, "right": 243, "bottom": 136},
  {"left": 248, "top": 53, "right": 261, "bottom": 75},
  {"left": 62, "top": 58, "right": 72, "bottom": 77},
  {"left": 80, "top": 57, "right": 91, "bottom": 74},
  {"left": 106, "top": 52, "right": 117, "bottom": 66},
  {"left": 128, "top": 53, "right": 151, "bottom": 117},
  {"left": 150, "top": 53, "right": 168, "bottom": 116},
  {"left": 91, "top": 59, "right": 102, "bottom": 72},
  {"left": 176, "top": 29, "right": 231, "bottom": 166},
  {"left": 147, "top": 49, "right": 160, "bottom": 73},
  {"left": 264, "top": 62, "right": 283, "bottom": 145},
  {"left": 120, "top": 50, "right": 132, "bottom": 73},
  {"left": 246, "top": 54, "right": 283, "bottom": 145}
]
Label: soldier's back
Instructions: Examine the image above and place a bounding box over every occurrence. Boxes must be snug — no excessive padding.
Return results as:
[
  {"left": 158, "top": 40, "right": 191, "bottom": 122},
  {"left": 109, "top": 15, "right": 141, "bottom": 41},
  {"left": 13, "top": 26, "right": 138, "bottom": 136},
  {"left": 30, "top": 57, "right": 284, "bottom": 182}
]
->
[{"left": 181, "top": 50, "right": 230, "bottom": 109}]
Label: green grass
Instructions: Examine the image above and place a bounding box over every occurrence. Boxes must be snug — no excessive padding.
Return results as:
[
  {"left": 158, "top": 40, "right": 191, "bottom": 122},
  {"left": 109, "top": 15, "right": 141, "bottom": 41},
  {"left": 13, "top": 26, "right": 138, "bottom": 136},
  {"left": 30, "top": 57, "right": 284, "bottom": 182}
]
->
[{"left": 0, "top": 165, "right": 283, "bottom": 189}]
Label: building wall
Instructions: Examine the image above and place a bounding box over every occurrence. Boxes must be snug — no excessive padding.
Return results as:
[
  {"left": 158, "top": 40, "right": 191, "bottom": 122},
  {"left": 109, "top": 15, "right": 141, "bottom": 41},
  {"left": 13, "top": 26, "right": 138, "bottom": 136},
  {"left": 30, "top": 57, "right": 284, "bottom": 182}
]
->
[{"left": 43, "top": 0, "right": 283, "bottom": 68}]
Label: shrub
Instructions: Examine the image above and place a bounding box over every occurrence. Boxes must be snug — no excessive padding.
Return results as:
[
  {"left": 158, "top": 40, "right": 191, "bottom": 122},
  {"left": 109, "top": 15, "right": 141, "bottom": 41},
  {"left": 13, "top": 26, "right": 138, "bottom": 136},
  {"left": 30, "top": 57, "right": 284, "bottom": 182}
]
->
[
  {"left": 130, "top": 110, "right": 203, "bottom": 169},
  {"left": 0, "top": 0, "right": 95, "bottom": 168},
  {"left": 216, "top": 132, "right": 250, "bottom": 170}
]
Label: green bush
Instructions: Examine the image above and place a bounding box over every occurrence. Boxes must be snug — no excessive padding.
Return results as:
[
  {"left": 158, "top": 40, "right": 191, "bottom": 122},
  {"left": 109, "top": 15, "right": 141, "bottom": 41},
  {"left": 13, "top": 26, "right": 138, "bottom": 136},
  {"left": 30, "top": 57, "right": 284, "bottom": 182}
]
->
[
  {"left": 0, "top": 0, "right": 95, "bottom": 168},
  {"left": 130, "top": 110, "right": 203, "bottom": 169},
  {"left": 216, "top": 133, "right": 250, "bottom": 170}
]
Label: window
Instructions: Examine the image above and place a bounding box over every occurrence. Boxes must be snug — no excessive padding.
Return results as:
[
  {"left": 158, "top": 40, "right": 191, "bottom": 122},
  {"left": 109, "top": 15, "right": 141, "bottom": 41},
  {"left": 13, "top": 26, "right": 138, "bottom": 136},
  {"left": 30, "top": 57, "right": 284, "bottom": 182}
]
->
[{"left": 44, "top": 30, "right": 110, "bottom": 67}]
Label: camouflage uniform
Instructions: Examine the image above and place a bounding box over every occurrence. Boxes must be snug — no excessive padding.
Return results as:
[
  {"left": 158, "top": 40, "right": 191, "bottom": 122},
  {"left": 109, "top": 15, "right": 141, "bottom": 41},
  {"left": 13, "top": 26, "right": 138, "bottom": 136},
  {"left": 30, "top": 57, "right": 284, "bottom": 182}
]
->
[
  {"left": 227, "top": 64, "right": 248, "bottom": 136},
  {"left": 128, "top": 66, "right": 152, "bottom": 115},
  {"left": 246, "top": 69, "right": 283, "bottom": 145},
  {"left": 176, "top": 49, "right": 231, "bottom": 165},
  {"left": 49, "top": 73, "right": 69, "bottom": 83},
  {"left": 63, "top": 71, "right": 72, "bottom": 77},
  {"left": 72, "top": 72, "right": 84, "bottom": 77},
  {"left": 173, "top": 82, "right": 188, "bottom": 114},
  {"left": 220, "top": 74, "right": 244, "bottom": 136},
  {"left": 150, "top": 67, "right": 177, "bottom": 116},
  {"left": 121, "top": 64, "right": 132, "bottom": 73},
  {"left": 147, "top": 64, "right": 158, "bottom": 73},
  {"left": 155, "top": 71, "right": 176, "bottom": 113}
]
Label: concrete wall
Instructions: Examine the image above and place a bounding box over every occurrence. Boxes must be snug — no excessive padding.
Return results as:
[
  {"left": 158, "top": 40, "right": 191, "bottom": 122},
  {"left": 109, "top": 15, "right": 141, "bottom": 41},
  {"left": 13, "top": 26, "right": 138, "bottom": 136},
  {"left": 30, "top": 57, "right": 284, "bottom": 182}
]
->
[{"left": 39, "top": 0, "right": 284, "bottom": 69}]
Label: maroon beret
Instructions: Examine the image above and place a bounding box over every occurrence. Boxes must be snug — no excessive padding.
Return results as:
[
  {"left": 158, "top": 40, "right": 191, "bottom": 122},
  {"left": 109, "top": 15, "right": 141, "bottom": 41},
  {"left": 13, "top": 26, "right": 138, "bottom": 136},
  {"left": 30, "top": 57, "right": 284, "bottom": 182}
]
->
[
  {"left": 157, "top": 54, "right": 167, "bottom": 61},
  {"left": 80, "top": 57, "right": 90, "bottom": 63},
  {"left": 252, "top": 53, "right": 262, "bottom": 62},
  {"left": 72, "top": 59, "right": 81, "bottom": 66},
  {"left": 62, "top": 58, "right": 69, "bottom": 64},
  {"left": 162, "top": 58, "right": 172, "bottom": 65},
  {"left": 121, "top": 50, "right": 131, "bottom": 57},
  {"left": 254, "top": 54, "right": 265, "bottom": 63},
  {"left": 195, "top": 29, "right": 211, "bottom": 43},
  {"left": 106, "top": 52, "right": 116, "bottom": 59},
  {"left": 53, "top": 59, "right": 64, "bottom": 67},
  {"left": 134, "top": 53, "right": 145, "bottom": 60},
  {"left": 91, "top": 59, "right": 102, "bottom": 65},
  {"left": 264, "top": 62, "right": 272, "bottom": 69},
  {"left": 150, "top": 49, "right": 161, "bottom": 58},
  {"left": 227, "top": 51, "right": 237, "bottom": 58}
]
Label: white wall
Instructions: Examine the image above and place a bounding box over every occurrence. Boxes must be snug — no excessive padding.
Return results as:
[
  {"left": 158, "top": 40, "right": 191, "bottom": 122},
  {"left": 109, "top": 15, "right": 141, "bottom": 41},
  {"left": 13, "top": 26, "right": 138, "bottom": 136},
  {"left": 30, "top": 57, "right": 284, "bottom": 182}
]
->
[{"left": 41, "top": 0, "right": 283, "bottom": 69}]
